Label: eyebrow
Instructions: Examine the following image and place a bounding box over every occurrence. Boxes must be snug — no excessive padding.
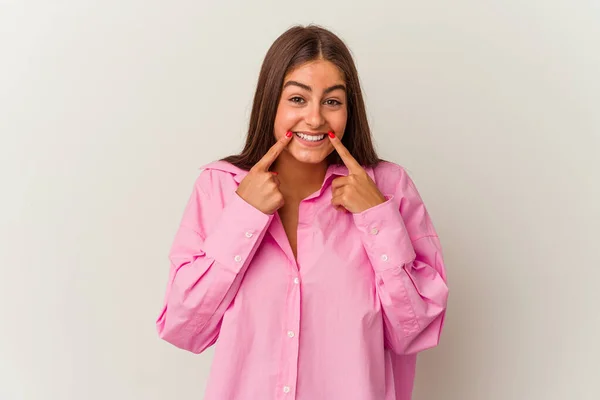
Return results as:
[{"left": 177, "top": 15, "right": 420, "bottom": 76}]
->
[{"left": 283, "top": 80, "right": 346, "bottom": 95}]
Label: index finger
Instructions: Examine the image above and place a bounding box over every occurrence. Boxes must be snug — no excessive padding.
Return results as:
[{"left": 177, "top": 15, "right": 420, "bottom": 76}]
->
[
  {"left": 254, "top": 131, "right": 293, "bottom": 171},
  {"left": 328, "top": 131, "right": 363, "bottom": 174}
]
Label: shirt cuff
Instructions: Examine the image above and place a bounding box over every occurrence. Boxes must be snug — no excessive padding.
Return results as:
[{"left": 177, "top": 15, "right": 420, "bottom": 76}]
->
[
  {"left": 352, "top": 196, "right": 416, "bottom": 272},
  {"left": 203, "top": 192, "right": 273, "bottom": 274}
]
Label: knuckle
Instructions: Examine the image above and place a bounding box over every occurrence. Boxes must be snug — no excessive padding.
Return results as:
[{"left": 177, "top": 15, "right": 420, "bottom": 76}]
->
[{"left": 264, "top": 172, "right": 275, "bottom": 181}]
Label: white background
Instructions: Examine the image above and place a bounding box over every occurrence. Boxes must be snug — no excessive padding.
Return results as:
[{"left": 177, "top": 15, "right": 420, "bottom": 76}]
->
[{"left": 1, "top": 1, "right": 599, "bottom": 399}]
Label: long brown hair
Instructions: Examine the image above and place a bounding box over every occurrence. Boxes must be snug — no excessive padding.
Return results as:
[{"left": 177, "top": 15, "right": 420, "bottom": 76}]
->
[{"left": 222, "top": 24, "right": 381, "bottom": 170}]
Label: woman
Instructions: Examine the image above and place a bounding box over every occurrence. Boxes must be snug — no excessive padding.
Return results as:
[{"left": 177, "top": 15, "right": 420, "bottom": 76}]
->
[{"left": 156, "top": 25, "right": 449, "bottom": 400}]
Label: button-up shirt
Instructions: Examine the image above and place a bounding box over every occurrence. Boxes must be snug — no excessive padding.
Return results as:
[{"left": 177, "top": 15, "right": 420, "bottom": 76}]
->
[{"left": 156, "top": 160, "right": 449, "bottom": 400}]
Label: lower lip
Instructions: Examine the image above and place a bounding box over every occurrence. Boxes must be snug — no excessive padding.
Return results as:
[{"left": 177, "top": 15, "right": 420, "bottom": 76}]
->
[{"left": 293, "top": 133, "right": 327, "bottom": 147}]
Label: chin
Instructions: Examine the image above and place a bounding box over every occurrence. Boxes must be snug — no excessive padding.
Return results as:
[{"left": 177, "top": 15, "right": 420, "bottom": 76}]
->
[{"left": 287, "top": 146, "right": 331, "bottom": 165}]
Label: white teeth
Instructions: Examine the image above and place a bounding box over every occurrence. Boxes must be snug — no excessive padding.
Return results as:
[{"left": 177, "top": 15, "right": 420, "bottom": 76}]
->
[{"left": 294, "top": 132, "right": 326, "bottom": 142}]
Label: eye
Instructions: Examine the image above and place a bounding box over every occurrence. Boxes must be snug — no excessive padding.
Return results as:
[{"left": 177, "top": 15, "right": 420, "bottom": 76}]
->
[
  {"left": 324, "top": 99, "right": 342, "bottom": 106},
  {"left": 289, "top": 96, "right": 305, "bottom": 104}
]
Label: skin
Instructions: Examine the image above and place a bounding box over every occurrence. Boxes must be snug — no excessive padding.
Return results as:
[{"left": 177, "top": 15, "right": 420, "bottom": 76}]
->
[
  {"left": 238, "top": 59, "right": 386, "bottom": 259},
  {"left": 272, "top": 59, "right": 348, "bottom": 200}
]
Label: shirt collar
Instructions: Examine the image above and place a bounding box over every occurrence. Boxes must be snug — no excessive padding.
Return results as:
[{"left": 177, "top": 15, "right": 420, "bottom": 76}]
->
[
  {"left": 326, "top": 163, "right": 376, "bottom": 181},
  {"left": 199, "top": 160, "right": 248, "bottom": 183}
]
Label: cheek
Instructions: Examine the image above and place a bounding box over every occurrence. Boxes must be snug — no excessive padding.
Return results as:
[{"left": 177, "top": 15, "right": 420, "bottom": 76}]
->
[
  {"left": 275, "top": 104, "right": 301, "bottom": 124},
  {"left": 283, "top": 109, "right": 303, "bottom": 125},
  {"left": 274, "top": 105, "right": 302, "bottom": 136},
  {"left": 330, "top": 110, "right": 348, "bottom": 137}
]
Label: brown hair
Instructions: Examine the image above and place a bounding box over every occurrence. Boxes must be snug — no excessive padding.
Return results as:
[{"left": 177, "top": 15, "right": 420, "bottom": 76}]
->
[{"left": 222, "top": 24, "right": 381, "bottom": 170}]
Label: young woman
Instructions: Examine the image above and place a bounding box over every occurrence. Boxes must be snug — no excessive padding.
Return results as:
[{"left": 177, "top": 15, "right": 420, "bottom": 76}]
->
[{"left": 156, "top": 25, "right": 449, "bottom": 400}]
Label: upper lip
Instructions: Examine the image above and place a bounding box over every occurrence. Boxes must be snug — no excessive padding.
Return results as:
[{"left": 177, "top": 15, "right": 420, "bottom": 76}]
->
[{"left": 294, "top": 131, "right": 328, "bottom": 136}]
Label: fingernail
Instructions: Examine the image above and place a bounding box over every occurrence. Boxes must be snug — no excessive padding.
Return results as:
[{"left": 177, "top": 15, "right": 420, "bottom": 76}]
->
[
  {"left": 286, "top": 131, "right": 293, "bottom": 138},
  {"left": 328, "top": 131, "right": 335, "bottom": 138}
]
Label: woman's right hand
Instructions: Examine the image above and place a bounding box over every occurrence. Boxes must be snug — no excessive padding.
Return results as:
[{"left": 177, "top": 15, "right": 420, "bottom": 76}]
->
[{"left": 235, "top": 131, "right": 293, "bottom": 215}]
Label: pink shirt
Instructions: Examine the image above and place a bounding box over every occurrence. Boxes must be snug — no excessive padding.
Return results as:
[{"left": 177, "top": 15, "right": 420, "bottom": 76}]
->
[{"left": 156, "top": 160, "right": 449, "bottom": 400}]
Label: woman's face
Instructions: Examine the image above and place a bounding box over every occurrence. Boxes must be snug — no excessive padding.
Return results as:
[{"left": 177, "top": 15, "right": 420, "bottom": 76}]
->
[{"left": 273, "top": 60, "right": 348, "bottom": 164}]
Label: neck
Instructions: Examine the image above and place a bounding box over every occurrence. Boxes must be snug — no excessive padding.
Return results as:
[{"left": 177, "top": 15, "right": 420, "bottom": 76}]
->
[{"left": 272, "top": 152, "right": 329, "bottom": 201}]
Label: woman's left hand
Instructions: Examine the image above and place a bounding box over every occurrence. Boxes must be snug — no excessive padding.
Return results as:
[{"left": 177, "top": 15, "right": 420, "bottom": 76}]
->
[{"left": 329, "top": 131, "right": 387, "bottom": 213}]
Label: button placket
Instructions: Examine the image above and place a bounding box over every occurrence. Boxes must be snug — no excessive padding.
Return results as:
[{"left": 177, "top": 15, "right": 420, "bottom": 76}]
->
[
  {"left": 277, "top": 264, "right": 301, "bottom": 399},
  {"left": 274, "top": 204, "right": 307, "bottom": 399}
]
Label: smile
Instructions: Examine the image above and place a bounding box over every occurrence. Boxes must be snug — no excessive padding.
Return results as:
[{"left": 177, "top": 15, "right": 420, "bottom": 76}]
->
[{"left": 294, "top": 132, "right": 327, "bottom": 142}]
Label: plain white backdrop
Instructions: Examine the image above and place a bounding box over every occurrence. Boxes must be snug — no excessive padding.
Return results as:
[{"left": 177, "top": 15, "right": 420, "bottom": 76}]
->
[{"left": 1, "top": 1, "right": 599, "bottom": 399}]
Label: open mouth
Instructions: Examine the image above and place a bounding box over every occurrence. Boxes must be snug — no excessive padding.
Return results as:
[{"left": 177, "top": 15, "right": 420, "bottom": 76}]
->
[{"left": 294, "top": 132, "right": 327, "bottom": 142}]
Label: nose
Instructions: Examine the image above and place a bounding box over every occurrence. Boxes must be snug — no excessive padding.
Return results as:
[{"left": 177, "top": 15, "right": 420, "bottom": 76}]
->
[{"left": 304, "top": 102, "right": 325, "bottom": 129}]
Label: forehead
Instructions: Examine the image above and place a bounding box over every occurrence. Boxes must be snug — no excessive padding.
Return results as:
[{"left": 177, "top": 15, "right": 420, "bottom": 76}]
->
[{"left": 283, "top": 60, "right": 345, "bottom": 87}]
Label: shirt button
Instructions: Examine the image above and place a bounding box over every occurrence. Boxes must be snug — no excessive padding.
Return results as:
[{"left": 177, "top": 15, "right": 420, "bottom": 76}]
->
[
  {"left": 370, "top": 228, "right": 379, "bottom": 235},
  {"left": 234, "top": 255, "right": 242, "bottom": 262},
  {"left": 245, "top": 231, "right": 253, "bottom": 238},
  {"left": 283, "top": 386, "right": 290, "bottom": 393},
  {"left": 293, "top": 277, "right": 300, "bottom": 284},
  {"left": 381, "top": 254, "right": 389, "bottom": 262},
  {"left": 287, "top": 330, "right": 295, "bottom": 338}
]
